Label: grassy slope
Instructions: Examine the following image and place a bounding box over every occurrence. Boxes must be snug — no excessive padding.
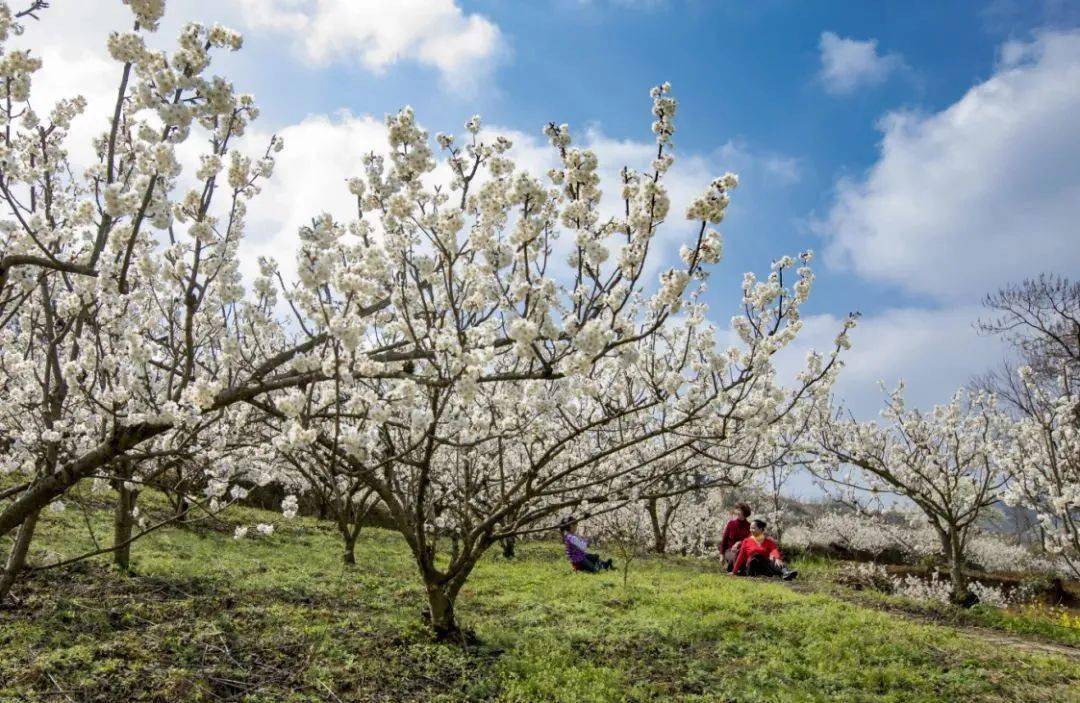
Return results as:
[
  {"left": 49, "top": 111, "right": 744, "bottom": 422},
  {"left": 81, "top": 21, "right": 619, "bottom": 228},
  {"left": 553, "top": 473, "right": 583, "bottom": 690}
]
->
[
  {"left": 793, "top": 559, "right": 1080, "bottom": 649},
  {"left": 1, "top": 499, "right": 1078, "bottom": 703}
]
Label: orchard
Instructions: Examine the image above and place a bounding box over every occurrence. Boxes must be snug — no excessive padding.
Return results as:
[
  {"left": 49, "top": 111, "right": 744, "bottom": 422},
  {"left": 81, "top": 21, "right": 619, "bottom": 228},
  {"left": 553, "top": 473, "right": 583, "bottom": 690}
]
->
[{"left": 1, "top": 2, "right": 1078, "bottom": 701}]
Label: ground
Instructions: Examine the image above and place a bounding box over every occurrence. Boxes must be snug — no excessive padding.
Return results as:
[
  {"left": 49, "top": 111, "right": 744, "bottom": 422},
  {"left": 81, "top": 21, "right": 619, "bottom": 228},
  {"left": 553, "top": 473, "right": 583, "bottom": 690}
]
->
[{"left": 1, "top": 497, "right": 1078, "bottom": 702}]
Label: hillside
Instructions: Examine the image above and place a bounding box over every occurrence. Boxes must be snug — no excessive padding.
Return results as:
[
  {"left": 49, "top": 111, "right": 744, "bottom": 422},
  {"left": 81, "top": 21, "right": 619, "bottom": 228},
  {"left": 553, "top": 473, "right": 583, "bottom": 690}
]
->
[{"left": 1, "top": 500, "right": 1078, "bottom": 703}]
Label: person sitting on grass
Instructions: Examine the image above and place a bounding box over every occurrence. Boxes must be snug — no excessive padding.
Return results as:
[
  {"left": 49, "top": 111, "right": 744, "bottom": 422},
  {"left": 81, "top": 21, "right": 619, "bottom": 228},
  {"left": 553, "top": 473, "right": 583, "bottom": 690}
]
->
[
  {"left": 560, "top": 519, "right": 614, "bottom": 573},
  {"left": 730, "top": 519, "right": 797, "bottom": 580},
  {"left": 720, "top": 501, "right": 753, "bottom": 572}
]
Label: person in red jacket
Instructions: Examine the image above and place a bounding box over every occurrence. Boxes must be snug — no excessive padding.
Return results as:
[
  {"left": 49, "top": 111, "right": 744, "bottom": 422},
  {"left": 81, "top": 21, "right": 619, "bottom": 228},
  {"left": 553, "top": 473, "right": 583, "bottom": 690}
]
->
[
  {"left": 731, "top": 519, "right": 797, "bottom": 580},
  {"left": 720, "top": 502, "right": 752, "bottom": 572}
]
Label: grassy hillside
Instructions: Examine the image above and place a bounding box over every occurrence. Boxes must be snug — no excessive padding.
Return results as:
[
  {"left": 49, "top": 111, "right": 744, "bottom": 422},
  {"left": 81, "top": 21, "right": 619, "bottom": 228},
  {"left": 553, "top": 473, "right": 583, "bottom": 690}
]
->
[{"left": 1, "top": 499, "right": 1078, "bottom": 702}]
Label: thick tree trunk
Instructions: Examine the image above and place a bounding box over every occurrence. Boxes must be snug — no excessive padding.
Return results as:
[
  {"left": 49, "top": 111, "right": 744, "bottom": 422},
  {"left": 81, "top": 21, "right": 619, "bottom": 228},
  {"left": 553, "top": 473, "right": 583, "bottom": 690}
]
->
[
  {"left": 425, "top": 583, "right": 460, "bottom": 640},
  {"left": 341, "top": 531, "right": 357, "bottom": 565},
  {"left": 418, "top": 556, "right": 479, "bottom": 641},
  {"left": 174, "top": 496, "right": 189, "bottom": 525},
  {"left": 500, "top": 536, "right": 516, "bottom": 560},
  {"left": 941, "top": 528, "right": 971, "bottom": 605},
  {"left": 646, "top": 498, "right": 666, "bottom": 554},
  {"left": 0, "top": 509, "right": 40, "bottom": 602}
]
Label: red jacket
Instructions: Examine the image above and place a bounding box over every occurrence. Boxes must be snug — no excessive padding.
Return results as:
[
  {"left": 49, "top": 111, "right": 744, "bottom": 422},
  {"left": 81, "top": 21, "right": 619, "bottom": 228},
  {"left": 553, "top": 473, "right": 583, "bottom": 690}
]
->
[
  {"left": 720, "top": 518, "right": 751, "bottom": 553},
  {"left": 732, "top": 536, "right": 782, "bottom": 575}
]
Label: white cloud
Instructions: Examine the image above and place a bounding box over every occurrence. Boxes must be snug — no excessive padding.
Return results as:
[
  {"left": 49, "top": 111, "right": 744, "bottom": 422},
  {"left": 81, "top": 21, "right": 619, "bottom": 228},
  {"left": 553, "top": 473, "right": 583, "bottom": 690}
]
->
[
  {"left": 232, "top": 0, "right": 505, "bottom": 92},
  {"left": 771, "top": 306, "right": 1004, "bottom": 418},
  {"left": 817, "top": 31, "right": 904, "bottom": 95},
  {"left": 239, "top": 111, "right": 388, "bottom": 285},
  {"left": 819, "top": 30, "right": 1080, "bottom": 302}
]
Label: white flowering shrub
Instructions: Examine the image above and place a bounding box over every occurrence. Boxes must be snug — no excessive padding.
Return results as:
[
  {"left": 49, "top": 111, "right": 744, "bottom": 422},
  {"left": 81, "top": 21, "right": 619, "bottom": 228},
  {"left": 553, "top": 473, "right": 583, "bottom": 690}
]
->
[
  {"left": 891, "top": 571, "right": 954, "bottom": 605},
  {"left": 968, "top": 580, "right": 1013, "bottom": 608},
  {"left": 789, "top": 508, "right": 1061, "bottom": 580},
  {"left": 965, "top": 533, "right": 1055, "bottom": 574},
  {"left": 835, "top": 562, "right": 895, "bottom": 593}
]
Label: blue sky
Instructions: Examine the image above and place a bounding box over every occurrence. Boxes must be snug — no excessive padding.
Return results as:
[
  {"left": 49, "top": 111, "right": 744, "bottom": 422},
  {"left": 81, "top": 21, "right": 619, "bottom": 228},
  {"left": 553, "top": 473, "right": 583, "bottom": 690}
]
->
[
  {"left": 24, "top": 0, "right": 1080, "bottom": 419},
  {"left": 220, "top": 0, "right": 1080, "bottom": 312}
]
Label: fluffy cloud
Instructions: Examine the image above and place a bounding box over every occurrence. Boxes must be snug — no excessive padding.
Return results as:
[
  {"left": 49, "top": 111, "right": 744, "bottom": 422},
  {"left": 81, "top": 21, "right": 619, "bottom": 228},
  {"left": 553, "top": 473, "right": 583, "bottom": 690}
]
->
[
  {"left": 817, "top": 31, "right": 904, "bottom": 95},
  {"left": 237, "top": 111, "right": 388, "bottom": 284},
  {"left": 232, "top": 0, "right": 505, "bottom": 91},
  {"left": 820, "top": 30, "right": 1080, "bottom": 302},
  {"left": 770, "top": 306, "right": 1004, "bottom": 418}
]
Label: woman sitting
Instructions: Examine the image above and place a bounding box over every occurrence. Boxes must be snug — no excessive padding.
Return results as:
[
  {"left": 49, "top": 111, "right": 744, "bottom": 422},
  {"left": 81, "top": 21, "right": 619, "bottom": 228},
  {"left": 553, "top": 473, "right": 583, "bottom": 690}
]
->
[
  {"left": 731, "top": 519, "right": 797, "bottom": 580},
  {"left": 720, "top": 502, "right": 753, "bottom": 572},
  {"left": 560, "top": 519, "right": 613, "bottom": 573}
]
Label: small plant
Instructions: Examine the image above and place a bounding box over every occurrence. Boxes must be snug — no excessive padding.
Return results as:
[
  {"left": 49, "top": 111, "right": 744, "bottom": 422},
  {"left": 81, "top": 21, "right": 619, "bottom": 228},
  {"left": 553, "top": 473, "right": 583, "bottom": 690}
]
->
[
  {"left": 835, "top": 562, "right": 894, "bottom": 593},
  {"left": 1020, "top": 602, "right": 1080, "bottom": 631},
  {"left": 594, "top": 509, "right": 649, "bottom": 588},
  {"left": 968, "top": 580, "right": 1013, "bottom": 608}
]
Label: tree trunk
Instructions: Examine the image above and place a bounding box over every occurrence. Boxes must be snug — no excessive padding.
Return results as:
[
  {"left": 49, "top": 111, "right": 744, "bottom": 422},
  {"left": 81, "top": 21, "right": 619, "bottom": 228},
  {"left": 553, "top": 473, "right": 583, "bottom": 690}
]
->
[
  {"left": 342, "top": 532, "right": 357, "bottom": 565},
  {"left": 941, "top": 528, "right": 971, "bottom": 605},
  {"left": 0, "top": 509, "right": 40, "bottom": 602},
  {"left": 112, "top": 486, "right": 137, "bottom": 572},
  {"left": 500, "top": 536, "right": 516, "bottom": 560},
  {"left": 425, "top": 582, "right": 460, "bottom": 640},
  {"left": 171, "top": 464, "right": 189, "bottom": 525},
  {"left": 112, "top": 460, "right": 137, "bottom": 572},
  {"left": 174, "top": 495, "right": 189, "bottom": 525},
  {"left": 645, "top": 498, "right": 666, "bottom": 554}
]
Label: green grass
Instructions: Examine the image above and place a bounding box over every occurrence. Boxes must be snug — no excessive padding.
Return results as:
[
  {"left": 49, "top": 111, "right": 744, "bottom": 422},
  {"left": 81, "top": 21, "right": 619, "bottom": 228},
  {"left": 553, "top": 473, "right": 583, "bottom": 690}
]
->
[
  {"left": 2, "top": 497, "right": 1078, "bottom": 702},
  {"left": 794, "top": 556, "right": 1080, "bottom": 648}
]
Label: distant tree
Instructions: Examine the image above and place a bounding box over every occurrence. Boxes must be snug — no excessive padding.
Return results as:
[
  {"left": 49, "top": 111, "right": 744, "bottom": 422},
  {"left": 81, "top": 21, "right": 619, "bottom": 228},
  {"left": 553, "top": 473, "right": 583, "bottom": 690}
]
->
[
  {"left": 808, "top": 387, "right": 1012, "bottom": 603},
  {"left": 978, "top": 276, "right": 1080, "bottom": 576}
]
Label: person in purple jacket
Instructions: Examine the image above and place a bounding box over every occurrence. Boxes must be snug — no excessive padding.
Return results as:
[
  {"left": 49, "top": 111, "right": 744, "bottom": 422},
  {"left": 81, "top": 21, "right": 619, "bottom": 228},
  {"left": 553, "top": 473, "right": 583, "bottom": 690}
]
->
[{"left": 559, "top": 519, "right": 613, "bottom": 573}]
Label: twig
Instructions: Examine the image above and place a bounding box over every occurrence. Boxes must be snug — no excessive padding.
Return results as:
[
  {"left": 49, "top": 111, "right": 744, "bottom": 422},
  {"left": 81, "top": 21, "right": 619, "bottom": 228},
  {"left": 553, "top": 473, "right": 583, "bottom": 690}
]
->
[{"left": 44, "top": 670, "right": 75, "bottom": 703}]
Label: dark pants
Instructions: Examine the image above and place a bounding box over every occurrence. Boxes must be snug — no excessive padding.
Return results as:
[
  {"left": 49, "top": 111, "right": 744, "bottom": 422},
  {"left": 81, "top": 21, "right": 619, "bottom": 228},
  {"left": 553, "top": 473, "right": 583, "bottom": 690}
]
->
[
  {"left": 744, "top": 554, "right": 783, "bottom": 578},
  {"left": 723, "top": 545, "right": 739, "bottom": 572},
  {"left": 576, "top": 553, "right": 606, "bottom": 573}
]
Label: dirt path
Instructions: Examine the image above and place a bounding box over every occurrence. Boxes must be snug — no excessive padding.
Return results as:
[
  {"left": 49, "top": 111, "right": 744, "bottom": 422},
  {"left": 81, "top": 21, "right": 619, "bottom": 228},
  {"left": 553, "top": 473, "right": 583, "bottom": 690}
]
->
[{"left": 783, "top": 580, "right": 1080, "bottom": 662}]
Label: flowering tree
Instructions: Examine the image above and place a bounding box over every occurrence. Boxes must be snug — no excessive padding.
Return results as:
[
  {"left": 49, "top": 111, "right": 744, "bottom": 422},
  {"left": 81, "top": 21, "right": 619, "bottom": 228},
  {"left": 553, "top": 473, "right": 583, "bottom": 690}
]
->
[
  {"left": 978, "top": 276, "right": 1080, "bottom": 576},
  {"left": 784, "top": 509, "right": 939, "bottom": 563},
  {"left": 808, "top": 387, "right": 1012, "bottom": 602},
  {"left": 1002, "top": 369, "right": 1080, "bottom": 575},
  {"left": 257, "top": 83, "right": 853, "bottom": 636}
]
